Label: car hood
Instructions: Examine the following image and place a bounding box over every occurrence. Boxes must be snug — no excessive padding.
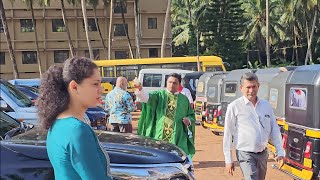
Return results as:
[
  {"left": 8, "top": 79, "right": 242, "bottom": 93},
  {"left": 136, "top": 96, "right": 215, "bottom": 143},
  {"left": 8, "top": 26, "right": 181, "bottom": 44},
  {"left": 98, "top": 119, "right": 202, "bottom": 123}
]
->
[{"left": 1, "top": 129, "right": 186, "bottom": 164}]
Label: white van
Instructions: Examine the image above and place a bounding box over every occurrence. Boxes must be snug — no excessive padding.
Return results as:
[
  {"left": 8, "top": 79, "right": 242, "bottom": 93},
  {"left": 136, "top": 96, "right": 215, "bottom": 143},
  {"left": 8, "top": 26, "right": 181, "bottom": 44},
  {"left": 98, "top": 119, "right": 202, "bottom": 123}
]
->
[
  {"left": 138, "top": 69, "right": 194, "bottom": 93},
  {"left": 0, "top": 80, "right": 38, "bottom": 125}
]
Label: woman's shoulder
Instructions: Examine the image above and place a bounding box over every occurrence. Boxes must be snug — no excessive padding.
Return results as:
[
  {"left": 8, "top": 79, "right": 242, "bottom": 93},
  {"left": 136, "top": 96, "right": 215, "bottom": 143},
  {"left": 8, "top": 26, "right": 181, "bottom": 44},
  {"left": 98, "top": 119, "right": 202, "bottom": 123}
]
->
[{"left": 52, "top": 117, "right": 90, "bottom": 132}]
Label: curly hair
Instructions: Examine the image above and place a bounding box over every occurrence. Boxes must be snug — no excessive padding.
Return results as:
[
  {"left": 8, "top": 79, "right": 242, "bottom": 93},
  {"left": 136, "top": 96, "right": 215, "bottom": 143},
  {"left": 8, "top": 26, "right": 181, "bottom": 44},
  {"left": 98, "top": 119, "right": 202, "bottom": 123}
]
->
[{"left": 37, "top": 57, "right": 98, "bottom": 130}]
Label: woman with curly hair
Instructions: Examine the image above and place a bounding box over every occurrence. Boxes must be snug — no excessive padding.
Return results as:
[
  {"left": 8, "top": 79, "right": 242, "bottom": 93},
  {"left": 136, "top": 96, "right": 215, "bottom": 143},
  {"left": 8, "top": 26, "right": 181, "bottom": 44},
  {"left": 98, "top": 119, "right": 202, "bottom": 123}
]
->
[{"left": 37, "top": 57, "right": 112, "bottom": 180}]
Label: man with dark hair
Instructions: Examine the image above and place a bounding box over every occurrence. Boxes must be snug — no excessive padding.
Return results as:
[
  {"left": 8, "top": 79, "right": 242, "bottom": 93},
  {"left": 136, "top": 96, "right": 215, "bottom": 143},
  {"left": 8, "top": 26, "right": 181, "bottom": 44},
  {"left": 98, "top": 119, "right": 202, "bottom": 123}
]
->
[
  {"left": 223, "top": 72, "right": 284, "bottom": 180},
  {"left": 134, "top": 73, "right": 196, "bottom": 157}
]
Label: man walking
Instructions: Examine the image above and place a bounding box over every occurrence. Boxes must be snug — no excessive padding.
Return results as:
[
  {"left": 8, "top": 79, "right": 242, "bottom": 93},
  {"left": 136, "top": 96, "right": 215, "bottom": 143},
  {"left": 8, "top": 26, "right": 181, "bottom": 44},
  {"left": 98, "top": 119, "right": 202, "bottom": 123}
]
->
[
  {"left": 105, "top": 77, "right": 135, "bottom": 133},
  {"left": 134, "top": 73, "right": 195, "bottom": 157},
  {"left": 223, "top": 72, "right": 284, "bottom": 180}
]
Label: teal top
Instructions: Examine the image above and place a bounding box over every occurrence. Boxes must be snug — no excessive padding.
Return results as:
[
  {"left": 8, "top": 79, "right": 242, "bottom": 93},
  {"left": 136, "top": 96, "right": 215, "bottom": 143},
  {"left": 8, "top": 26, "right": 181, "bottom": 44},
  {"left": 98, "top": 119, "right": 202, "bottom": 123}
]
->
[{"left": 47, "top": 117, "right": 112, "bottom": 180}]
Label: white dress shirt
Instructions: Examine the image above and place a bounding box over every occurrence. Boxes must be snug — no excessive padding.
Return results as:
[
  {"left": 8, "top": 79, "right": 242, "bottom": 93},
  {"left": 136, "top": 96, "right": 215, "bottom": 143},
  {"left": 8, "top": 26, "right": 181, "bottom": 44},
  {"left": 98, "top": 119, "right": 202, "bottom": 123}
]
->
[
  {"left": 180, "top": 88, "right": 194, "bottom": 104},
  {"left": 223, "top": 96, "right": 284, "bottom": 164}
]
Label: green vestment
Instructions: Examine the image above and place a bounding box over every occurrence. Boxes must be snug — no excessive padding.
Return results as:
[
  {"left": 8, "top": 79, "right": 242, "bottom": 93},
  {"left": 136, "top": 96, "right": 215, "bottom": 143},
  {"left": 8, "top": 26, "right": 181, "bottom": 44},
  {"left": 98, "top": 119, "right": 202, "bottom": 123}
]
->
[{"left": 138, "top": 90, "right": 196, "bottom": 157}]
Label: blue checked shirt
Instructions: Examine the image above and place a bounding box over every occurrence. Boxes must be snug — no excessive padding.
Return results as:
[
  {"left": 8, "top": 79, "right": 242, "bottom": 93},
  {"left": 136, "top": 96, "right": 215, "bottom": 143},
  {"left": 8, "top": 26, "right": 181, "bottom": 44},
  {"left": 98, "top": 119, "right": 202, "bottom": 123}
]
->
[{"left": 105, "top": 87, "right": 136, "bottom": 124}]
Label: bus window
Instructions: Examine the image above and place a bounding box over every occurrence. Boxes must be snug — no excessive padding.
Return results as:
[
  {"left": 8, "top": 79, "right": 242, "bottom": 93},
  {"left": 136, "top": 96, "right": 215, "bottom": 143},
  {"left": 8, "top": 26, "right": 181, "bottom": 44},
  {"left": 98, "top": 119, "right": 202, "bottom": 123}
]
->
[
  {"left": 116, "top": 65, "right": 139, "bottom": 81},
  {"left": 205, "top": 66, "right": 223, "bottom": 72},
  {"left": 161, "top": 63, "right": 182, "bottom": 69},
  {"left": 183, "top": 62, "right": 199, "bottom": 71},
  {"left": 141, "top": 64, "right": 162, "bottom": 69},
  {"left": 103, "top": 67, "right": 115, "bottom": 77},
  {"left": 143, "top": 74, "right": 162, "bottom": 87}
]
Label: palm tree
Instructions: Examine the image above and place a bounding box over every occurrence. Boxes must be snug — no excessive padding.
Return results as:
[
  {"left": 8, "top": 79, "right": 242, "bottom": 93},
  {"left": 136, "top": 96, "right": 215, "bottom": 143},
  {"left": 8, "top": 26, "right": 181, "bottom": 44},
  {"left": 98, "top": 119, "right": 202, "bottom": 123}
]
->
[
  {"left": 22, "top": 0, "right": 43, "bottom": 77},
  {"left": 161, "top": 0, "right": 171, "bottom": 58},
  {"left": 81, "top": 0, "right": 93, "bottom": 60},
  {"left": 89, "top": 0, "right": 108, "bottom": 58},
  {"left": 119, "top": 0, "right": 134, "bottom": 58},
  {"left": 134, "top": 0, "right": 141, "bottom": 58},
  {"left": 60, "top": 0, "right": 75, "bottom": 57},
  {"left": 108, "top": 0, "right": 113, "bottom": 59},
  {"left": 0, "top": 0, "right": 19, "bottom": 78}
]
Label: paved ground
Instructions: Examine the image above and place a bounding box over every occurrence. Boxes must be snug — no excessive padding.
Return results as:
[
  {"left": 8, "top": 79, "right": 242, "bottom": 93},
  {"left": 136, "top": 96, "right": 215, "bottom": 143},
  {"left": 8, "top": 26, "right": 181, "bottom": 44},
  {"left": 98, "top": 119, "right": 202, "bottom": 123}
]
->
[{"left": 131, "top": 112, "right": 292, "bottom": 180}]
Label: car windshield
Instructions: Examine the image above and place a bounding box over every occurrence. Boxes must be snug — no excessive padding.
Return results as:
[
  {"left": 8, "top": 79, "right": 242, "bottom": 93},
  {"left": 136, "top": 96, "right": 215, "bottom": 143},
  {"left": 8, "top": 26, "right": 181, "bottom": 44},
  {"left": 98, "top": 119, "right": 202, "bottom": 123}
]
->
[
  {"left": 0, "top": 112, "right": 20, "bottom": 139},
  {"left": 0, "top": 81, "right": 33, "bottom": 107}
]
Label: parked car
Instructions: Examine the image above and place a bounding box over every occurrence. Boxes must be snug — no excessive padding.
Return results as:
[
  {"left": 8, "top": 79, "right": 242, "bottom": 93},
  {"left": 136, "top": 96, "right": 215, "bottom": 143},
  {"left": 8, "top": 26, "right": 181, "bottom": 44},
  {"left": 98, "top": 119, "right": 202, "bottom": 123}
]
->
[
  {"left": 8, "top": 78, "right": 41, "bottom": 88},
  {"left": 0, "top": 111, "right": 195, "bottom": 179},
  {"left": 15, "top": 85, "right": 39, "bottom": 102},
  {"left": 0, "top": 79, "right": 38, "bottom": 125}
]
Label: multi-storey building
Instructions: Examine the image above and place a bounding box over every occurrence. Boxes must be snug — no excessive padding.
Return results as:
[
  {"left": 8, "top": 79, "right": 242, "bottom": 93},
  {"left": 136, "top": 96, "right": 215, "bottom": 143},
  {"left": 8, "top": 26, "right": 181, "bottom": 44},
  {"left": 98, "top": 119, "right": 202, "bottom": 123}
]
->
[{"left": 0, "top": 0, "right": 171, "bottom": 79}]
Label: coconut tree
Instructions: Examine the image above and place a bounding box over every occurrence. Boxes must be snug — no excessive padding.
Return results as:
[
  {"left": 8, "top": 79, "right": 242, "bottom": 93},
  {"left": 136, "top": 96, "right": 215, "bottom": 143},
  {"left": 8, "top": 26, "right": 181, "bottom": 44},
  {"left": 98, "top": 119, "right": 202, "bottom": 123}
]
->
[
  {"left": 161, "top": 0, "right": 171, "bottom": 58},
  {"left": 80, "top": 0, "right": 93, "bottom": 60},
  {"left": 118, "top": 0, "right": 134, "bottom": 58},
  {"left": 107, "top": 0, "right": 113, "bottom": 59},
  {"left": 60, "top": 0, "right": 75, "bottom": 57},
  {"left": 134, "top": 0, "right": 141, "bottom": 58},
  {"left": 0, "top": 0, "right": 19, "bottom": 78},
  {"left": 22, "top": 0, "right": 43, "bottom": 77},
  {"left": 88, "top": 0, "right": 108, "bottom": 58}
]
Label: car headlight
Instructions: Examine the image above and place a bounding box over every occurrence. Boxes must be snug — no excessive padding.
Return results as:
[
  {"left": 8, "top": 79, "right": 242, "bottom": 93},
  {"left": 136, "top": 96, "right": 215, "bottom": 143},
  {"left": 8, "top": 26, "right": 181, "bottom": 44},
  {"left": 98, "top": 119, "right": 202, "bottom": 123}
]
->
[{"left": 110, "top": 163, "right": 194, "bottom": 180}]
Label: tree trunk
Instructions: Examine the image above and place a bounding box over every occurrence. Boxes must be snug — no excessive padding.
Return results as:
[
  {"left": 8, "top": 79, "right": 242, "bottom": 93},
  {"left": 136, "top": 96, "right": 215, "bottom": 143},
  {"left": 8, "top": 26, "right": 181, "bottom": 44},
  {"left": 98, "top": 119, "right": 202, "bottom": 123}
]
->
[
  {"left": 161, "top": 0, "right": 171, "bottom": 58},
  {"left": 134, "top": 0, "right": 141, "bottom": 59},
  {"left": 108, "top": 0, "right": 113, "bottom": 60},
  {"left": 305, "top": 6, "right": 317, "bottom": 65},
  {"left": 0, "top": 0, "right": 19, "bottom": 78},
  {"left": 61, "top": 0, "right": 75, "bottom": 57},
  {"left": 120, "top": 1, "right": 134, "bottom": 59},
  {"left": 93, "top": 7, "right": 108, "bottom": 59},
  {"left": 81, "top": 0, "right": 93, "bottom": 60},
  {"left": 30, "top": 0, "right": 42, "bottom": 77},
  {"left": 294, "top": 25, "right": 299, "bottom": 65},
  {"left": 265, "top": 0, "right": 270, "bottom": 67}
]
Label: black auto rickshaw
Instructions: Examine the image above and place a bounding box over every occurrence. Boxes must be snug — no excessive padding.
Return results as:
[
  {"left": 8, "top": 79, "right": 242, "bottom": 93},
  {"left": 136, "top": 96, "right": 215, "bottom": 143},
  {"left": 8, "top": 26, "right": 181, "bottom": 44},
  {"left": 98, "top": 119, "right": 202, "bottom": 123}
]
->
[
  {"left": 213, "top": 69, "right": 256, "bottom": 134},
  {"left": 194, "top": 72, "right": 216, "bottom": 121},
  {"left": 201, "top": 72, "right": 228, "bottom": 135},
  {"left": 274, "top": 65, "right": 320, "bottom": 180},
  {"left": 182, "top": 72, "right": 205, "bottom": 101}
]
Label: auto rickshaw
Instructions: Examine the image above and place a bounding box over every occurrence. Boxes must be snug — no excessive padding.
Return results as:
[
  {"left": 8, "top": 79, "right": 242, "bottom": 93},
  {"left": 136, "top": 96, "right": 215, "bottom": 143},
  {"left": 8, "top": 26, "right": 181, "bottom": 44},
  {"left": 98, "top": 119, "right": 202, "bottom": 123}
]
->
[
  {"left": 201, "top": 72, "right": 228, "bottom": 135},
  {"left": 194, "top": 72, "right": 216, "bottom": 121},
  {"left": 213, "top": 69, "right": 256, "bottom": 134},
  {"left": 182, "top": 72, "right": 204, "bottom": 101},
  {"left": 273, "top": 65, "right": 320, "bottom": 180}
]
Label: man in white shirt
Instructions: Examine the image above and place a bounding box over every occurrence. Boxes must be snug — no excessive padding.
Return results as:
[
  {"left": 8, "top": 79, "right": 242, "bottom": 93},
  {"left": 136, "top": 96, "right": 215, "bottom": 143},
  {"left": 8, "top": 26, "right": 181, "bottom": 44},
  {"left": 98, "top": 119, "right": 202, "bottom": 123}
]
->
[
  {"left": 223, "top": 72, "right": 284, "bottom": 180},
  {"left": 179, "top": 85, "right": 194, "bottom": 104}
]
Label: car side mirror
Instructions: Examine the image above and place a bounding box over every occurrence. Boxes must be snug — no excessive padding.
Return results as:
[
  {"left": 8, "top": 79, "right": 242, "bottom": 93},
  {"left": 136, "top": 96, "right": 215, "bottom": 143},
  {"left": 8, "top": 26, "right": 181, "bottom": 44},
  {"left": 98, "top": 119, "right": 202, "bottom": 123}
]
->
[{"left": 0, "top": 100, "right": 11, "bottom": 112}]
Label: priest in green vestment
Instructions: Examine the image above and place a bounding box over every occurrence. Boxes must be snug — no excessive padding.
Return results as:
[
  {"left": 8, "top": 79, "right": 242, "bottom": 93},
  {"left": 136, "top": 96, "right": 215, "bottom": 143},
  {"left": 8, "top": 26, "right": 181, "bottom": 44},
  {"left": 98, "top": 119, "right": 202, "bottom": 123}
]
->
[{"left": 134, "top": 73, "right": 196, "bottom": 157}]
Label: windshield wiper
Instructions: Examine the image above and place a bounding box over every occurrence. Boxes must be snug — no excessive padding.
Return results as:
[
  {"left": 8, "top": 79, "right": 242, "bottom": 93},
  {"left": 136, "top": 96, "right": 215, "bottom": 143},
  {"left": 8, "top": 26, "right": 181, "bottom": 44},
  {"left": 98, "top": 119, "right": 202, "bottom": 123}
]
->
[{"left": 4, "top": 123, "right": 34, "bottom": 139}]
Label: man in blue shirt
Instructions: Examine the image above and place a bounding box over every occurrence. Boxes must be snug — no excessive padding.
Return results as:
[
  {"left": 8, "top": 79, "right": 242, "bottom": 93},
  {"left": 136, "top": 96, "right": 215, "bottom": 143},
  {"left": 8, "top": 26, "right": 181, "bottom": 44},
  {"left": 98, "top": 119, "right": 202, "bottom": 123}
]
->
[{"left": 105, "top": 77, "right": 136, "bottom": 133}]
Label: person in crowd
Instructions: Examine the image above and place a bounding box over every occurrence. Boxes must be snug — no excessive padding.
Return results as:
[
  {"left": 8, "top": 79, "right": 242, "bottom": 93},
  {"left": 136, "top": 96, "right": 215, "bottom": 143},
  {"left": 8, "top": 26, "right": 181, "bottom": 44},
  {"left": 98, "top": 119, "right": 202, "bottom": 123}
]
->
[
  {"left": 135, "top": 73, "right": 195, "bottom": 157},
  {"left": 105, "top": 77, "right": 135, "bottom": 133},
  {"left": 223, "top": 72, "right": 284, "bottom": 180},
  {"left": 37, "top": 57, "right": 112, "bottom": 180},
  {"left": 179, "top": 85, "right": 194, "bottom": 105}
]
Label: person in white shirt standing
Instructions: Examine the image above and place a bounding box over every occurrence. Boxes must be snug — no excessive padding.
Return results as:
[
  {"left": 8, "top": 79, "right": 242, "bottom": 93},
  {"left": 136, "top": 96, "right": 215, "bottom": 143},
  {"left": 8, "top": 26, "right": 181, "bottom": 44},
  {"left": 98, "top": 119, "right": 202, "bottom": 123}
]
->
[{"left": 223, "top": 72, "right": 284, "bottom": 180}]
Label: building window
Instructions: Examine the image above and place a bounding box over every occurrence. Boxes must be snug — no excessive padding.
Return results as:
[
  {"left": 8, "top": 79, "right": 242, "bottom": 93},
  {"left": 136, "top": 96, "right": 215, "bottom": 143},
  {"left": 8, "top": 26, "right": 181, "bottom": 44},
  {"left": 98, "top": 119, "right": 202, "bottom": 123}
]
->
[
  {"left": 148, "top": 18, "right": 157, "bottom": 29},
  {"left": 85, "top": 49, "right": 100, "bottom": 59},
  {"left": 22, "top": 51, "right": 37, "bottom": 64},
  {"left": 149, "top": 48, "right": 158, "bottom": 57},
  {"left": 83, "top": 19, "right": 97, "bottom": 31},
  {"left": 114, "top": 2, "right": 127, "bottom": 13},
  {"left": 114, "top": 24, "right": 128, "bottom": 36},
  {"left": 52, "top": 19, "right": 66, "bottom": 32},
  {"left": 115, "top": 51, "right": 128, "bottom": 59},
  {"left": 0, "top": 20, "right": 4, "bottom": 33},
  {"left": 54, "top": 50, "right": 69, "bottom": 63},
  {"left": 0, "top": 52, "right": 5, "bottom": 64},
  {"left": 20, "top": 19, "right": 34, "bottom": 32}
]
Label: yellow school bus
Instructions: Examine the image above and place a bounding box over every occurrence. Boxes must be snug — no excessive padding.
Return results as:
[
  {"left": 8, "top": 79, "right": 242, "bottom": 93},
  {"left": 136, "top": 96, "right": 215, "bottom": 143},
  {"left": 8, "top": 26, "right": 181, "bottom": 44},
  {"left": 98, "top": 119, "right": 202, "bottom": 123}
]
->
[{"left": 94, "top": 56, "right": 226, "bottom": 81}]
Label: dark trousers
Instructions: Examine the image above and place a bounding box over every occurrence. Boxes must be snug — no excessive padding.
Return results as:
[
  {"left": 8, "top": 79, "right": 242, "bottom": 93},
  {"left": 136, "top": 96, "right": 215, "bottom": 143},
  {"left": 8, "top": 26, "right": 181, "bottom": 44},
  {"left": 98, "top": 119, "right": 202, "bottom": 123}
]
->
[
  {"left": 109, "top": 123, "right": 132, "bottom": 133},
  {"left": 236, "top": 149, "right": 269, "bottom": 180}
]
